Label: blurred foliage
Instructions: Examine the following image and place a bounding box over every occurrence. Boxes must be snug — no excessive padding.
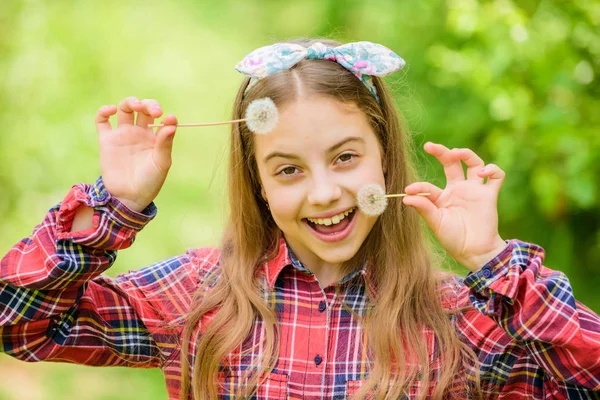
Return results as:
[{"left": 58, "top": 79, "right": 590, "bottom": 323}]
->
[{"left": 1, "top": 0, "right": 599, "bottom": 399}]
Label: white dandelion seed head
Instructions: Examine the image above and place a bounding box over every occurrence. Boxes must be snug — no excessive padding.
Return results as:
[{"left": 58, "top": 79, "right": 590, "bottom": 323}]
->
[
  {"left": 245, "top": 97, "right": 279, "bottom": 135},
  {"left": 356, "top": 183, "right": 388, "bottom": 216}
]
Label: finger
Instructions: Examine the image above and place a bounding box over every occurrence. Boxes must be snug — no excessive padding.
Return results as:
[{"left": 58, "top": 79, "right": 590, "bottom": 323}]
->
[
  {"left": 424, "top": 142, "right": 465, "bottom": 184},
  {"left": 402, "top": 194, "right": 440, "bottom": 231},
  {"left": 478, "top": 163, "right": 505, "bottom": 191},
  {"left": 452, "top": 148, "right": 485, "bottom": 183},
  {"left": 117, "top": 96, "right": 144, "bottom": 126},
  {"left": 95, "top": 105, "right": 117, "bottom": 135},
  {"left": 160, "top": 114, "right": 177, "bottom": 128},
  {"left": 404, "top": 181, "right": 443, "bottom": 203},
  {"left": 136, "top": 99, "right": 163, "bottom": 128},
  {"left": 154, "top": 114, "right": 178, "bottom": 170}
]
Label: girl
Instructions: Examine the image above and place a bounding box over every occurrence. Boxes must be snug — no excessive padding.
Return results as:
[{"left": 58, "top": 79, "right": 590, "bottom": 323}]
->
[{"left": 1, "top": 38, "right": 599, "bottom": 400}]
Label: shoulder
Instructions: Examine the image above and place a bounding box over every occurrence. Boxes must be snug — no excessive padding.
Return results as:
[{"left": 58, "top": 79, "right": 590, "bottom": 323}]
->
[
  {"left": 187, "top": 247, "right": 223, "bottom": 279},
  {"left": 110, "top": 247, "right": 224, "bottom": 306},
  {"left": 113, "top": 247, "right": 220, "bottom": 284},
  {"left": 435, "top": 272, "right": 470, "bottom": 311},
  {"left": 100, "top": 247, "right": 224, "bottom": 328}
]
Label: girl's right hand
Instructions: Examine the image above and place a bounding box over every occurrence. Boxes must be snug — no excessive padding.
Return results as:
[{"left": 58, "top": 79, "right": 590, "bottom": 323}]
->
[{"left": 95, "top": 96, "right": 178, "bottom": 213}]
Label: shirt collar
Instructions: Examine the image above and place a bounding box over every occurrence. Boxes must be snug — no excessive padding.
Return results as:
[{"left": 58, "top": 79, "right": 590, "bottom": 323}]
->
[{"left": 262, "top": 237, "right": 377, "bottom": 297}]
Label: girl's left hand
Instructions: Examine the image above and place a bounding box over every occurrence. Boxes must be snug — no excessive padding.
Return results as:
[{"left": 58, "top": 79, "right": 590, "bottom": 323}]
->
[{"left": 402, "top": 142, "right": 509, "bottom": 272}]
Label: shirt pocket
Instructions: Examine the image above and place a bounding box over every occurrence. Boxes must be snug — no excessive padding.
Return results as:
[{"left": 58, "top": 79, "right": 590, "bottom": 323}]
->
[
  {"left": 346, "top": 379, "right": 438, "bottom": 399},
  {"left": 218, "top": 371, "right": 289, "bottom": 399}
]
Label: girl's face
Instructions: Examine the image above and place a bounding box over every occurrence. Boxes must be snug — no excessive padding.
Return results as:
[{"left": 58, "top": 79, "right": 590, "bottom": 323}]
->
[{"left": 254, "top": 96, "right": 386, "bottom": 271}]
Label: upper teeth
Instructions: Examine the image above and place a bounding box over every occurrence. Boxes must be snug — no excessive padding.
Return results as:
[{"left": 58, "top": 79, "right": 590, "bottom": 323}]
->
[{"left": 307, "top": 208, "right": 355, "bottom": 226}]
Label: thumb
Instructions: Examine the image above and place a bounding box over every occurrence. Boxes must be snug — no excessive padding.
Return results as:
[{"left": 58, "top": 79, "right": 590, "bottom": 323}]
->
[
  {"left": 154, "top": 118, "right": 177, "bottom": 169},
  {"left": 154, "top": 125, "right": 177, "bottom": 168},
  {"left": 402, "top": 195, "right": 440, "bottom": 230}
]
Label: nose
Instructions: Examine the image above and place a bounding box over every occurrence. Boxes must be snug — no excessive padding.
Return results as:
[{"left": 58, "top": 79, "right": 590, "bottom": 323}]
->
[{"left": 307, "top": 173, "right": 342, "bottom": 206}]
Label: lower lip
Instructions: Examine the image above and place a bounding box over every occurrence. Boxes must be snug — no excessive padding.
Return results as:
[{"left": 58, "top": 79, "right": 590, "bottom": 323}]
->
[{"left": 303, "top": 211, "right": 357, "bottom": 243}]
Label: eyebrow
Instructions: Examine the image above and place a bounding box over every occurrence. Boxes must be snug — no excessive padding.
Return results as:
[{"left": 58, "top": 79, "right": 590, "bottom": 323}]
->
[{"left": 262, "top": 136, "right": 366, "bottom": 164}]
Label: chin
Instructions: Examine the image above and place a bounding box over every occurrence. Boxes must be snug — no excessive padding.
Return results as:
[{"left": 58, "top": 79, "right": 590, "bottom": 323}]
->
[{"left": 313, "top": 240, "right": 362, "bottom": 264}]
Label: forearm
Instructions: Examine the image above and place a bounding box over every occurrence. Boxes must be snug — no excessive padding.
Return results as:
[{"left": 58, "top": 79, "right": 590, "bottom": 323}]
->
[
  {"left": 70, "top": 204, "right": 94, "bottom": 232},
  {"left": 2, "top": 177, "right": 156, "bottom": 321},
  {"left": 464, "top": 239, "right": 600, "bottom": 389}
]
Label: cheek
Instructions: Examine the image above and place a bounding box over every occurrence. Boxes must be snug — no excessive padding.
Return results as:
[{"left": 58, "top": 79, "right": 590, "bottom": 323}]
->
[
  {"left": 267, "top": 188, "right": 304, "bottom": 222},
  {"left": 257, "top": 171, "right": 297, "bottom": 217},
  {"left": 347, "top": 158, "right": 386, "bottom": 190}
]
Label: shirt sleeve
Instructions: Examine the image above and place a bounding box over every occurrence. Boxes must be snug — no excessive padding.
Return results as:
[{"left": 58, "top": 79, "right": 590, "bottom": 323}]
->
[
  {"left": 463, "top": 239, "right": 600, "bottom": 392},
  {"left": 0, "top": 177, "right": 194, "bottom": 368}
]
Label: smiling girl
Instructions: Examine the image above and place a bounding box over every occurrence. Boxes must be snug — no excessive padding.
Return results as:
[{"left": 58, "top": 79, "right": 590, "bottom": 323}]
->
[{"left": 1, "top": 39, "right": 599, "bottom": 399}]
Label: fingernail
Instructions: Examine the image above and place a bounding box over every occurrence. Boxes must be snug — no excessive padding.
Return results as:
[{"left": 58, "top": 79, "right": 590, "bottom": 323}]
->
[{"left": 153, "top": 106, "right": 162, "bottom": 112}]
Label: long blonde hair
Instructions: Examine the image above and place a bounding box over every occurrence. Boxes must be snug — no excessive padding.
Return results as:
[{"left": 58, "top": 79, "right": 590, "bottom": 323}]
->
[{"left": 179, "top": 38, "right": 480, "bottom": 399}]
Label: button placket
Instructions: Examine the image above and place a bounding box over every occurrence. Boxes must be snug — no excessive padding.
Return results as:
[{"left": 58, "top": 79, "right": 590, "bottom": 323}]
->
[
  {"left": 317, "top": 288, "right": 338, "bottom": 399},
  {"left": 313, "top": 294, "right": 328, "bottom": 371}
]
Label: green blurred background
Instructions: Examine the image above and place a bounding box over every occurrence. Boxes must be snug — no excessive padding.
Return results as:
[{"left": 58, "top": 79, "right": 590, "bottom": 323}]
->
[{"left": 1, "top": 0, "right": 598, "bottom": 399}]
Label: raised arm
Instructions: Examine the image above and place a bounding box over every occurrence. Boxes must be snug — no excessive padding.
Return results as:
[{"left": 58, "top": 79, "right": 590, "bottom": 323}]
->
[
  {"left": 404, "top": 142, "right": 600, "bottom": 395},
  {"left": 1, "top": 97, "right": 184, "bottom": 367}
]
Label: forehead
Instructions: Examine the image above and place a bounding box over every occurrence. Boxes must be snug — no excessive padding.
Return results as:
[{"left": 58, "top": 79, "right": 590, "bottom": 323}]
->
[{"left": 254, "top": 97, "right": 374, "bottom": 158}]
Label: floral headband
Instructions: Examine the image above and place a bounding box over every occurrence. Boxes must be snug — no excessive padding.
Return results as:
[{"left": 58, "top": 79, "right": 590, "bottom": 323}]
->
[{"left": 235, "top": 41, "right": 406, "bottom": 103}]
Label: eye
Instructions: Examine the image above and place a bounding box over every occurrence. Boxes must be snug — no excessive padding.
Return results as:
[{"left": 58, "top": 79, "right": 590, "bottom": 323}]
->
[
  {"left": 276, "top": 166, "right": 300, "bottom": 177},
  {"left": 336, "top": 153, "right": 356, "bottom": 164}
]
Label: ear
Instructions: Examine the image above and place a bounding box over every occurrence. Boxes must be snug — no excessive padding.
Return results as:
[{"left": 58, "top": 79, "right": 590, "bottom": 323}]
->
[{"left": 261, "top": 186, "right": 267, "bottom": 201}]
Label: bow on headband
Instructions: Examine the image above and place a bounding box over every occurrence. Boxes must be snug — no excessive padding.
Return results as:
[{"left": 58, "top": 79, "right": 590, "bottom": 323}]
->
[{"left": 235, "top": 41, "right": 406, "bottom": 102}]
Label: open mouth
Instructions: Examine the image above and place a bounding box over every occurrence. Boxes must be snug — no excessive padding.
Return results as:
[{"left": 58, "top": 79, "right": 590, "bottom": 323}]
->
[{"left": 304, "top": 207, "right": 357, "bottom": 235}]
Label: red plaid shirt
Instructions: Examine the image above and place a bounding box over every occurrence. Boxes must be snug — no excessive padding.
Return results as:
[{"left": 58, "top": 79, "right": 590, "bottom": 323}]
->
[{"left": 2, "top": 178, "right": 600, "bottom": 399}]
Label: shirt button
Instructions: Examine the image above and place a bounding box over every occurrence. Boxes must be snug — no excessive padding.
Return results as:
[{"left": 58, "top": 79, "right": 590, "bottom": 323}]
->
[
  {"left": 318, "top": 301, "right": 326, "bottom": 312},
  {"left": 314, "top": 354, "right": 323, "bottom": 366},
  {"left": 482, "top": 267, "right": 492, "bottom": 278}
]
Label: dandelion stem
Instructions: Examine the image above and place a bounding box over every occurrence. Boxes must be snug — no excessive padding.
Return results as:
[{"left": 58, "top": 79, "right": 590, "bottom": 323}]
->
[
  {"left": 149, "top": 118, "right": 246, "bottom": 128},
  {"left": 375, "top": 192, "right": 430, "bottom": 199}
]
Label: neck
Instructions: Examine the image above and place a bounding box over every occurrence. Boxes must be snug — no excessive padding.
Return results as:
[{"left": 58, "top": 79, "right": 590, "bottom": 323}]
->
[
  {"left": 307, "top": 263, "right": 345, "bottom": 289},
  {"left": 285, "top": 241, "right": 346, "bottom": 288}
]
